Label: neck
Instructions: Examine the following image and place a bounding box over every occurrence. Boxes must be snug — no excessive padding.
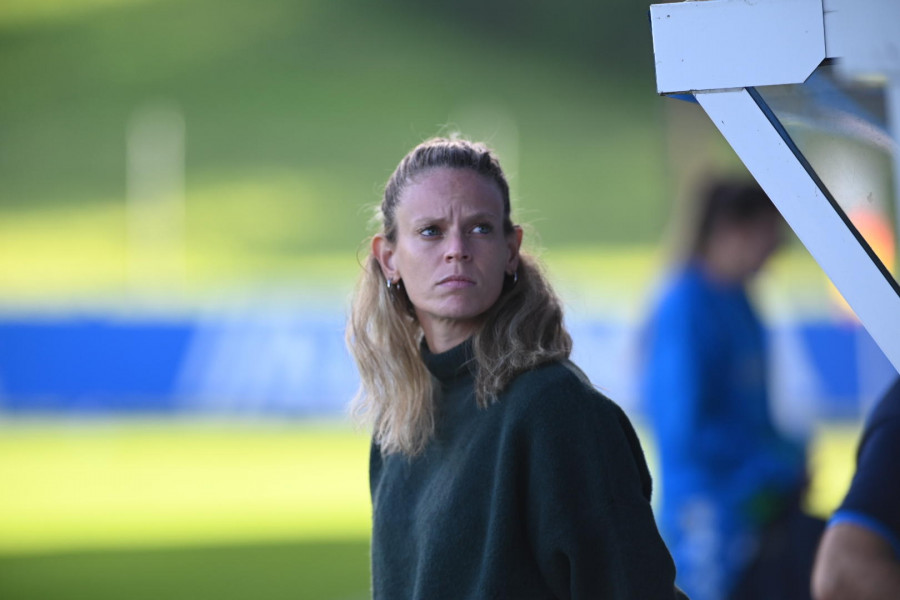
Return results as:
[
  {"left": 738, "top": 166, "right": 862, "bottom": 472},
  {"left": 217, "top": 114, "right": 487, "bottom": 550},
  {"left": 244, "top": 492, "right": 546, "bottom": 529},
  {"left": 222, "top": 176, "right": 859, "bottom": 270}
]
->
[
  {"left": 698, "top": 252, "right": 745, "bottom": 284},
  {"left": 419, "top": 316, "right": 478, "bottom": 354}
]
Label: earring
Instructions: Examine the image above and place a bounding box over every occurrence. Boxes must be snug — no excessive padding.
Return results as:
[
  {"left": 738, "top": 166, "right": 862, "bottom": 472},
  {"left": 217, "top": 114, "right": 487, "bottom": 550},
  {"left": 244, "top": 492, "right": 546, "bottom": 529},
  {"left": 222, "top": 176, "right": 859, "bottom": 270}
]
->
[{"left": 386, "top": 278, "right": 394, "bottom": 290}]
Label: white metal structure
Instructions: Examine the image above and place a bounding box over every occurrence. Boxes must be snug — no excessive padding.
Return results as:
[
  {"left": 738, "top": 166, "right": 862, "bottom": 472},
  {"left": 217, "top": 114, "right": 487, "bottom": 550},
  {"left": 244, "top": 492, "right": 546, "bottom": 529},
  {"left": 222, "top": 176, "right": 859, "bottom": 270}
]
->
[{"left": 650, "top": 0, "right": 900, "bottom": 373}]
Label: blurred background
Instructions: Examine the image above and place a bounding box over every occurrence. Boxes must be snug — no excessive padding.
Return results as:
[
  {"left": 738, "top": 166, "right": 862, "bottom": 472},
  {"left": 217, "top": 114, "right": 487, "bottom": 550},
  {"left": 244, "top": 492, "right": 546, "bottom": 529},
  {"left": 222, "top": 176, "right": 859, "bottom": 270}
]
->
[{"left": 0, "top": 0, "right": 895, "bottom": 598}]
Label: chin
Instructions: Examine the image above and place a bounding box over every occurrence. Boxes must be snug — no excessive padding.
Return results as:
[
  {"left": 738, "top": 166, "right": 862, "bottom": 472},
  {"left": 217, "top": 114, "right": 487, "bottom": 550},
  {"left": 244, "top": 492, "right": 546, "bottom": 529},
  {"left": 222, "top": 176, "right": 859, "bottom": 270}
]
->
[{"left": 430, "top": 302, "right": 493, "bottom": 324}]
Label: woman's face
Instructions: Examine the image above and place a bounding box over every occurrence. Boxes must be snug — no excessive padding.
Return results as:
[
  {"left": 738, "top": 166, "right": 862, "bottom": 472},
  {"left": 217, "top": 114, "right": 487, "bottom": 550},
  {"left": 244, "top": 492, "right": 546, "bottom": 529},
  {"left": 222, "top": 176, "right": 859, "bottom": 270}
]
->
[
  {"left": 374, "top": 167, "right": 522, "bottom": 353},
  {"left": 729, "top": 212, "right": 783, "bottom": 279}
]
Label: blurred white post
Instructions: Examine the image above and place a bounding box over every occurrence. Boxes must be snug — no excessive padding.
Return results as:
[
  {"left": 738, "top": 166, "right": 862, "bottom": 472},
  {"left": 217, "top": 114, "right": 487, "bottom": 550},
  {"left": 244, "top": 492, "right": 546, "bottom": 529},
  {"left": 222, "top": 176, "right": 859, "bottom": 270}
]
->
[{"left": 126, "top": 102, "right": 186, "bottom": 295}]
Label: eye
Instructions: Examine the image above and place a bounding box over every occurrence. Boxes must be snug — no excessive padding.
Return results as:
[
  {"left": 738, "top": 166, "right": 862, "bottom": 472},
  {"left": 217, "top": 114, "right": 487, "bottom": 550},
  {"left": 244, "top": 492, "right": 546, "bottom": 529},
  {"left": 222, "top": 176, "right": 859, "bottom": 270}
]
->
[
  {"left": 418, "top": 225, "right": 441, "bottom": 237},
  {"left": 471, "top": 223, "right": 493, "bottom": 234}
]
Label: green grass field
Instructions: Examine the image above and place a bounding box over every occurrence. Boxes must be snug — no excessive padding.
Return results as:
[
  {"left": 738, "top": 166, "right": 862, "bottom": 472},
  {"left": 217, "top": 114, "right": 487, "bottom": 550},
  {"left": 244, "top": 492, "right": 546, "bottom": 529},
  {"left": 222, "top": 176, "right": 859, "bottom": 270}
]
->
[
  {"left": 0, "top": 0, "right": 834, "bottom": 319},
  {"left": 0, "top": 420, "right": 371, "bottom": 555},
  {"left": 0, "top": 418, "right": 862, "bottom": 600},
  {"left": 0, "top": 419, "right": 373, "bottom": 599},
  {"left": 0, "top": 539, "right": 371, "bottom": 600},
  {"left": 0, "top": 0, "right": 703, "bottom": 309}
]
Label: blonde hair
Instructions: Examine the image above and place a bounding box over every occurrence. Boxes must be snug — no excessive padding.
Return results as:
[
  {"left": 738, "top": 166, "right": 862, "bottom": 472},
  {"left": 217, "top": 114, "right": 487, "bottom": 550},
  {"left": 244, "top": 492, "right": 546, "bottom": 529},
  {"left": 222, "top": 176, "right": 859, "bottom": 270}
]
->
[{"left": 347, "top": 138, "right": 572, "bottom": 456}]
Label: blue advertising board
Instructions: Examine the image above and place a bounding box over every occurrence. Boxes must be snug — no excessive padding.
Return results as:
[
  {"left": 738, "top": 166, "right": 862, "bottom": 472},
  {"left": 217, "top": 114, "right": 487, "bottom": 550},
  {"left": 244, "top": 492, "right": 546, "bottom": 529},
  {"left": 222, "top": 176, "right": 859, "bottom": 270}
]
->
[{"left": 0, "top": 314, "right": 894, "bottom": 421}]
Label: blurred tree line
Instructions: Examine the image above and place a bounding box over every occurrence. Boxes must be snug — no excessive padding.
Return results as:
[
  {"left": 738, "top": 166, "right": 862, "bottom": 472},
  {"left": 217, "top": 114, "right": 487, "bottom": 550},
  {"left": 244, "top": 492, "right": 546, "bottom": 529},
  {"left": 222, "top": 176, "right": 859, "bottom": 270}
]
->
[
  {"left": 0, "top": 0, "right": 672, "bottom": 294},
  {"left": 391, "top": 0, "right": 656, "bottom": 82}
]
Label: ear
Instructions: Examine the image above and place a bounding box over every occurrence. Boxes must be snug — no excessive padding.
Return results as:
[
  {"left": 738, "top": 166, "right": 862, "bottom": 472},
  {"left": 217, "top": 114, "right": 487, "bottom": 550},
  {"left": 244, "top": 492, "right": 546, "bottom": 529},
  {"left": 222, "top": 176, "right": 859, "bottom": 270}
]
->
[
  {"left": 372, "top": 234, "right": 398, "bottom": 281},
  {"left": 506, "top": 226, "right": 523, "bottom": 273}
]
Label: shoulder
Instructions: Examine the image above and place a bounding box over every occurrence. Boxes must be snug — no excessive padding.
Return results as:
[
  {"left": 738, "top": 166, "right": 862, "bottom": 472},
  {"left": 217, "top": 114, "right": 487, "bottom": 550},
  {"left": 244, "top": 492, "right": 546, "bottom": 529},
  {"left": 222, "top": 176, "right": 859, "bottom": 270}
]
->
[
  {"left": 499, "top": 359, "right": 654, "bottom": 500},
  {"left": 650, "top": 265, "right": 712, "bottom": 322},
  {"left": 661, "top": 264, "right": 708, "bottom": 297},
  {"left": 831, "top": 378, "right": 900, "bottom": 554},
  {"left": 505, "top": 360, "right": 609, "bottom": 411},
  {"left": 856, "top": 377, "right": 900, "bottom": 467},
  {"left": 501, "top": 359, "right": 636, "bottom": 444}
]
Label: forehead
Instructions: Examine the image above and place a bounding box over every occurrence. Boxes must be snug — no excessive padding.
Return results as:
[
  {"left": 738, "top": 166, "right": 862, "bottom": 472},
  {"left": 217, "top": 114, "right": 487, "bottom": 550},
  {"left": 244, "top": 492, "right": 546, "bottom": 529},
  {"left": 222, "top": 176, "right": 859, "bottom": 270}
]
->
[{"left": 397, "top": 168, "right": 505, "bottom": 219}]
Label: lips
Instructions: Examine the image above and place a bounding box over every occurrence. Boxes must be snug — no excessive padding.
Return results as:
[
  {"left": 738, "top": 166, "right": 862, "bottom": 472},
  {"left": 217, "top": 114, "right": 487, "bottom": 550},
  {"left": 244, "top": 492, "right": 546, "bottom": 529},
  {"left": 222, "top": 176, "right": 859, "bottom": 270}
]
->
[{"left": 437, "top": 275, "right": 475, "bottom": 288}]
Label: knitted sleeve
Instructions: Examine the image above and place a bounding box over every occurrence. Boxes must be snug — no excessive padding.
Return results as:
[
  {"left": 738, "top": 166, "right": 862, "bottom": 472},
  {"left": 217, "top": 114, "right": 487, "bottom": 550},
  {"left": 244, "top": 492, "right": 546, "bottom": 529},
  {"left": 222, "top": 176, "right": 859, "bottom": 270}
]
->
[{"left": 513, "top": 366, "right": 687, "bottom": 600}]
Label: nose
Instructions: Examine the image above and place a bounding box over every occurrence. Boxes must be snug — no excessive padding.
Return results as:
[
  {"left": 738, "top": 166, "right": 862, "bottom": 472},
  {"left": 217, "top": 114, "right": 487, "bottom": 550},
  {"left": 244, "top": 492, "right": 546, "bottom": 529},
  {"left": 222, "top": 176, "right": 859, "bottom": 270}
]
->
[{"left": 444, "top": 231, "right": 471, "bottom": 262}]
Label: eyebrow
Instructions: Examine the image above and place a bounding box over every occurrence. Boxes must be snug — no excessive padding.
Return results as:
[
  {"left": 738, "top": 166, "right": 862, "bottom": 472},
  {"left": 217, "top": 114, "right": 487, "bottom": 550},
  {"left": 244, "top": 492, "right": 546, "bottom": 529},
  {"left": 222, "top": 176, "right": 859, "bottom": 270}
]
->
[{"left": 411, "top": 211, "right": 501, "bottom": 226}]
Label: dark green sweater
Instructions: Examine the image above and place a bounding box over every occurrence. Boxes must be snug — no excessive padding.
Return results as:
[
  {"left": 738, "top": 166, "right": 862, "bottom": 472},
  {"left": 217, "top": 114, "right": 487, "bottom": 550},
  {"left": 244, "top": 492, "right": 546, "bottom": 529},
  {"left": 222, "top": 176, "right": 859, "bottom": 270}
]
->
[{"left": 369, "top": 341, "right": 687, "bottom": 599}]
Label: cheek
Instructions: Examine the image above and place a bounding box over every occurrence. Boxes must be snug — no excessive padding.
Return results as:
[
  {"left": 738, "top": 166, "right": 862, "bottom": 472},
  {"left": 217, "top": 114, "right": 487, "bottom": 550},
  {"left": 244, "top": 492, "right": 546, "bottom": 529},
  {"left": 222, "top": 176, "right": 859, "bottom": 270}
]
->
[
  {"left": 483, "top": 276, "right": 505, "bottom": 308},
  {"left": 492, "top": 243, "right": 514, "bottom": 275},
  {"left": 395, "top": 246, "right": 432, "bottom": 292},
  {"left": 481, "top": 255, "right": 509, "bottom": 298}
]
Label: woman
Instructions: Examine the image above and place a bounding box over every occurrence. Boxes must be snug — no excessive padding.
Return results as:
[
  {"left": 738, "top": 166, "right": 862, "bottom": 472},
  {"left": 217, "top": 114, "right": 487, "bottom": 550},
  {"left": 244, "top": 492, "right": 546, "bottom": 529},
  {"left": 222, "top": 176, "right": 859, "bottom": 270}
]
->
[
  {"left": 640, "top": 179, "right": 812, "bottom": 600},
  {"left": 347, "top": 137, "right": 685, "bottom": 599}
]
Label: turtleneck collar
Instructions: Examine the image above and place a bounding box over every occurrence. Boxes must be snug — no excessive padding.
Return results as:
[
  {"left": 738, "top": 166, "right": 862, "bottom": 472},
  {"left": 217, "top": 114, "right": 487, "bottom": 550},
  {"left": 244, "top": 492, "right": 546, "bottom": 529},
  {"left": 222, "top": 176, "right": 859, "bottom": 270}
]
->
[{"left": 421, "top": 338, "right": 476, "bottom": 384}]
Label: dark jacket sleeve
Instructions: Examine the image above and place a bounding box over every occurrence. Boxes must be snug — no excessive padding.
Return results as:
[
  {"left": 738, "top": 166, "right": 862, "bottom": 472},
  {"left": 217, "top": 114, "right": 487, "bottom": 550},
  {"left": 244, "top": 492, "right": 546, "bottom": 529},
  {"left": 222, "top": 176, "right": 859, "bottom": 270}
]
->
[
  {"left": 514, "top": 365, "right": 688, "bottom": 600},
  {"left": 832, "top": 377, "right": 900, "bottom": 556}
]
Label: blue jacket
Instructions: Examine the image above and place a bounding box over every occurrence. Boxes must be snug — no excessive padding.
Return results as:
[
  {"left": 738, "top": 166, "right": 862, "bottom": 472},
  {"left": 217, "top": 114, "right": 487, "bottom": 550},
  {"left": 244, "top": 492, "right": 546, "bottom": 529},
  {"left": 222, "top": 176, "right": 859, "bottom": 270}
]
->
[{"left": 641, "top": 262, "right": 805, "bottom": 598}]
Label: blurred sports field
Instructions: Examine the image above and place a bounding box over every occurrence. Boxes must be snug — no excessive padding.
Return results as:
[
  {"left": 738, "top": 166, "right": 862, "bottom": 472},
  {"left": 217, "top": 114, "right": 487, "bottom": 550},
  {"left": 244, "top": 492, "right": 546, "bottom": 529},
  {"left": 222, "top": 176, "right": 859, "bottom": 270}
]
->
[
  {"left": 0, "top": 418, "right": 861, "bottom": 600},
  {"left": 0, "top": 419, "right": 373, "bottom": 599},
  {"left": 0, "top": 0, "right": 880, "bottom": 598}
]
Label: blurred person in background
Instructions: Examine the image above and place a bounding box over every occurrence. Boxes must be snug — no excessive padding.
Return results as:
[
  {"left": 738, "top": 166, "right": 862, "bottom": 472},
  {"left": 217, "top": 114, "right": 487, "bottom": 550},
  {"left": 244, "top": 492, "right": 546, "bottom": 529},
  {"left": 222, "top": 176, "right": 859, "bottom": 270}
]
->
[
  {"left": 640, "top": 178, "right": 821, "bottom": 600},
  {"left": 812, "top": 376, "right": 900, "bottom": 600},
  {"left": 346, "top": 137, "right": 687, "bottom": 599}
]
